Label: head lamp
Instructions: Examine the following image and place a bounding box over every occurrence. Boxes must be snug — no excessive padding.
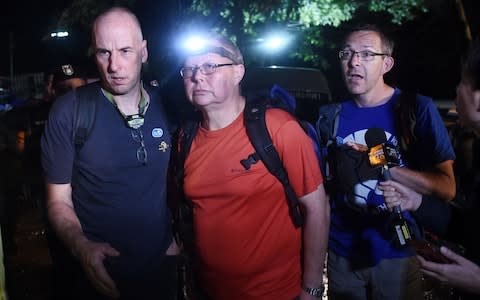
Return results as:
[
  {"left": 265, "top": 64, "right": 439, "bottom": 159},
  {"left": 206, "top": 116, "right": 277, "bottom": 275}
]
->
[{"left": 189, "top": 46, "right": 240, "bottom": 64}]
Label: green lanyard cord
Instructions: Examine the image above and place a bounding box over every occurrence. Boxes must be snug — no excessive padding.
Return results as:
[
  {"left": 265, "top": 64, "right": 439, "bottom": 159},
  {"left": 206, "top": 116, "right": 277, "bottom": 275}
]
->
[{"left": 102, "top": 84, "right": 148, "bottom": 129}]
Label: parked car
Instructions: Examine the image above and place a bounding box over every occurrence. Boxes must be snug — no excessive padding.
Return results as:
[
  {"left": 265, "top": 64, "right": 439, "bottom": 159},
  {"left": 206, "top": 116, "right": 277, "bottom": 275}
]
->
[{"left": 242, "top": 66, "right": 331, "bottom": 124}]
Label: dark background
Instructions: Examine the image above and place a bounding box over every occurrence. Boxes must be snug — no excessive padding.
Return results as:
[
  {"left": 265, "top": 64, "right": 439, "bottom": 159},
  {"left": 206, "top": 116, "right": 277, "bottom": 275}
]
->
[
  {"left": 1, "top": 0, "right": 479, "bottom": 101},
  {"left": 0, "top": 2, "right": 478, "bottom": 298}
]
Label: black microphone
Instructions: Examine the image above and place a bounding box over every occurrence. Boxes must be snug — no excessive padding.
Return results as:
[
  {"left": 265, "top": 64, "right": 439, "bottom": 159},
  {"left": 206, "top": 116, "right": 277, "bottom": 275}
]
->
[
  {"left": 365, "top": 128, "right": 391, "bottom": 178},
  {"left": 365, "top": 127, "right": 387, "bottom": 148},
  {"left": 365, "top": 128, "right": 400, "bottom": 175},
  {"left": 365, "top": 128, "right": 411, "bottom": 246}
]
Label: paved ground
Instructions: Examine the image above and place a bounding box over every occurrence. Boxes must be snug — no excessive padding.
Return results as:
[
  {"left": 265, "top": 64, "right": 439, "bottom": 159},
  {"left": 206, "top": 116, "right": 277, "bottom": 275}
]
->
[{"left": 5, "top": 201, "right": 51, "bottom": 300}]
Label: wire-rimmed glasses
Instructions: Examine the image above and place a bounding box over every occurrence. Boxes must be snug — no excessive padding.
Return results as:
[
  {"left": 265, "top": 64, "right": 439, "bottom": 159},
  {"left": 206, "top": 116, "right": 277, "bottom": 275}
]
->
[
  {"left": 338, "top": 50, "right": 388, "bottom": 62},
  {"left": 180, "top": 63, "right": 235, "bottom": 79}
]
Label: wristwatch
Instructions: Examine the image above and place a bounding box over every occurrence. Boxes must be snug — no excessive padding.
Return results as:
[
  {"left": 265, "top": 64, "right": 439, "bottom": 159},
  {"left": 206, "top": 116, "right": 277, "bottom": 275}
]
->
[{"left": 303, "top": 285, "right": 324, "bottom": 298}]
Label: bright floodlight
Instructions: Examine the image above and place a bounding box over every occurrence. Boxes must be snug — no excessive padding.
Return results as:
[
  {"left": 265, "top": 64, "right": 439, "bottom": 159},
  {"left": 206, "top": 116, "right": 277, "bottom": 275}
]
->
[
  {"left": 262, "top": 33, "right": 290, "bottom": 52},
  {"left": 50, "top": 31, "right": 69, "bottom": 38},
  {"left": 265, "top": 37, "right": 283, "bottom": 49}
]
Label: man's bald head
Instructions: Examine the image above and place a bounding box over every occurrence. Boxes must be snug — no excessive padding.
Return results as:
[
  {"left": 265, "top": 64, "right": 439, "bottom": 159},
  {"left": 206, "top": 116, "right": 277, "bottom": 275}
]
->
[
  {"left": 91, "top": 6, "right": 148, "bottom": 96},
  {"left": 92, "top": 7, "right": 144, "bottom": 46}
]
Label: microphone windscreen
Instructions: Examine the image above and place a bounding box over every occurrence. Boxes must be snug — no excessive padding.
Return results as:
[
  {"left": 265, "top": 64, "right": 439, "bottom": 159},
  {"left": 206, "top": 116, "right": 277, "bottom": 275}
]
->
[{"left": 365, "top": 127, "right": 387, "bottom": 148}]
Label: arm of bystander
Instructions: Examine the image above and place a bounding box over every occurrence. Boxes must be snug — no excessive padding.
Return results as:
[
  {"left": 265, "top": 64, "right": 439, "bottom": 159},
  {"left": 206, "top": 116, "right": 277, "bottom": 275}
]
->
[{"left": 417, "top": 246, "right": 480, "bottom": 295}]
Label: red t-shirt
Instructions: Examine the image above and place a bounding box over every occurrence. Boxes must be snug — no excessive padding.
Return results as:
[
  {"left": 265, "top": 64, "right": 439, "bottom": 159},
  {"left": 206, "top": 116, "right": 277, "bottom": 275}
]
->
[{"left": 184, "top": 109, "right": 322, "bottom": 300}]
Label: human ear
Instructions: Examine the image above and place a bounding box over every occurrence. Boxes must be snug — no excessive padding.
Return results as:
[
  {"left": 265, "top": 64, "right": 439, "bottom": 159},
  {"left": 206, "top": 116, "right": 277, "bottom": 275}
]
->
[
  {"left": 234, "top": 64, "right": 245, "bottom": 86},
  {"left": 383, "top": 56, "right": 394, "bottom": 74},
  {"left": 141, "top": 40, "right": 148, "bottom": 63}
]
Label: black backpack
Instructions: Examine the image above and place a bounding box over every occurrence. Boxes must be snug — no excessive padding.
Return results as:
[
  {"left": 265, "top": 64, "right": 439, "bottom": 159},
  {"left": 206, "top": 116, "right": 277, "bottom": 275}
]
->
[
  {"left": 169, "top": 85, "right": 324, "bottom": 300},
  {"left": 316, "top": 91, "right": 419, "bottom": 189},
  {"left": 72, "top": 83, "right": 320, "bottom": 227},
  {"left": 73, "top": 82, "right": 100, "bottom": 155},
  {"left": 316, "top": 91, "right": 453, "bottom": 238},
  {"left": 171, "top": 84, "right": 323, "bottom": 229},
  {"left": 72, "top": 81, "right": 170, "bottom": 154}
]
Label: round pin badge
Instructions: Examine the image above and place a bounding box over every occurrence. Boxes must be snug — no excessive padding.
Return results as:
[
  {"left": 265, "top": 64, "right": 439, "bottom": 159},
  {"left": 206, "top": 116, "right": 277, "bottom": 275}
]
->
[{"left": 152, "top": 128, "right": 164, "bottom": 138}]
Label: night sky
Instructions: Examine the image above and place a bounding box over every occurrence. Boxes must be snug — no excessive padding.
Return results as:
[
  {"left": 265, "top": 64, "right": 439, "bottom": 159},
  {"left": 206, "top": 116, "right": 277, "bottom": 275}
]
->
[{"left": 1, "top": 0, "right": 479, "bottom": 101}]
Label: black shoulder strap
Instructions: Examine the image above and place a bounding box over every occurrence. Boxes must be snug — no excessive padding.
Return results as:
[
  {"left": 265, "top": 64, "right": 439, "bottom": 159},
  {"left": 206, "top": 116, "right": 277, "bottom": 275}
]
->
[
  {"left": 243, "top": 99, "right": 304, "bottom": 228},
  {"left": 174, "top": 120, "right": 199, "bottom": 187},
  {"left": 316, "top": 103, "right": 341, "bottom": 183},
  {"left": 395, "top": 91, "right": 418, "bottom": 158},
  {"left": 73, "top": 82, "right": 101, "bottom": 155},
  {"left": 170, "top": 120, "right": 199, "bottom": 256},
  {"left": 316, "top": 102, "right": 341, "bottom": 147}
]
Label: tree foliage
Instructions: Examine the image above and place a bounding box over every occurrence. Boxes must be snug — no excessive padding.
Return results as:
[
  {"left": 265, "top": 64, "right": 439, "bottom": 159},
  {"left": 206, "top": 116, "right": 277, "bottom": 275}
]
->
[
  {"left": 180, "top": 0, "right": 429, "bottom": 67},
  {"left": 57, "top": 0, "right": 135, "bottom": 29},
  {"left": 56, "top": 0, "right": 431, "bottom": 68}
]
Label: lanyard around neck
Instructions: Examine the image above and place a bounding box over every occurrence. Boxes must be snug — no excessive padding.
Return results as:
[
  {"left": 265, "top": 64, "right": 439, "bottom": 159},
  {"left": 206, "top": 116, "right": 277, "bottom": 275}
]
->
[{"left": 103, "top": 86, "right": 148, "bottom": 129}]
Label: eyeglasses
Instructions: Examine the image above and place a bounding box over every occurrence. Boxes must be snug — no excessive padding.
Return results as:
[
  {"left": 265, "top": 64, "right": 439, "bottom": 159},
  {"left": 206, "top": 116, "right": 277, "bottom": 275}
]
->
[
  {"left": 180, "top": 63, "right": 235, "bottom": 79},
  {"left": 338, "top": 50, "right": 388, "bottom": 62},
  {"left": 131, "top": 129, "right": 148, "bottom": 165}
]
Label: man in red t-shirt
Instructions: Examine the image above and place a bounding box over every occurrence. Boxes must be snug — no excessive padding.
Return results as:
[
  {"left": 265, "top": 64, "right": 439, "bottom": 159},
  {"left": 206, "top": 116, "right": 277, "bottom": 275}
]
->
[{"left": 177, "top": 33, "right": 330, "bottom": 300}]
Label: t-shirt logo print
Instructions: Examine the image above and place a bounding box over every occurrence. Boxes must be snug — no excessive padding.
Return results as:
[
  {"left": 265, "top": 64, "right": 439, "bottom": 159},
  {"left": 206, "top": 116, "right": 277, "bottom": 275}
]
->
[{"left": 342, "top": 129, "right": 393, "bottom": 215}]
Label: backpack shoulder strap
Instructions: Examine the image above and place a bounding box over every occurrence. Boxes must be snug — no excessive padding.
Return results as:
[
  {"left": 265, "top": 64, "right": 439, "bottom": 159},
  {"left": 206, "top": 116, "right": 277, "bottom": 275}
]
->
[
  {"left": 316, "top": 102, "right": 341, "bottom": 185},
  {"left": 170, "top": 120, "right": 199, "bottom": 256},
  {"left": 243, "top": 98, "right": 304, "bottom": 227},
  {"left": 173, "top": 120, "right": 199, "bottom": 186},
  {"left": 394, "top": 91, "right": 418, "bottom": 156},
  {"left": 73, "top": 82, "right": 101, "bottom": 155},
  {"left": 316, "top": 103, "right": 341, "bottom": 147}
]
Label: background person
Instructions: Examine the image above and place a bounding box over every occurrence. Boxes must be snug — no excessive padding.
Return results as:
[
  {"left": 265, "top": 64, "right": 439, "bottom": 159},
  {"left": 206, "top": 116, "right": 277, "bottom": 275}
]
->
[
  {"left": 383, "top": 41, "right": 480, "bottom": 298},
  {"left": 38, "top": 63, "right": 88, "bottom": 300},
  {"left": 46, "top": 63, "right": 89, "bottom": 100},
  {"left": 26, "top": 63, "right": 89, "bottom": 210},
  {"left": 41, "top": 7, "right": 177, "bottom": 299}
]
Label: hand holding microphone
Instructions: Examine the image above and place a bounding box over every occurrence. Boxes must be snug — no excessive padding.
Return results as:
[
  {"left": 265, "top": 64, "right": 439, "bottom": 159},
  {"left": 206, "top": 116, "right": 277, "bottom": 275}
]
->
[
  {"left": 365, "top": 128, "right": 412, "bottom": 247},
  {"left": 365, "top": 127, "right": 401, "bottom": 180},
  {"left": 379, "top": 180, "right": 423, "bottom": 213},
  {"left": 368, "top": 142, "right": 401, "bottom": 212}
]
